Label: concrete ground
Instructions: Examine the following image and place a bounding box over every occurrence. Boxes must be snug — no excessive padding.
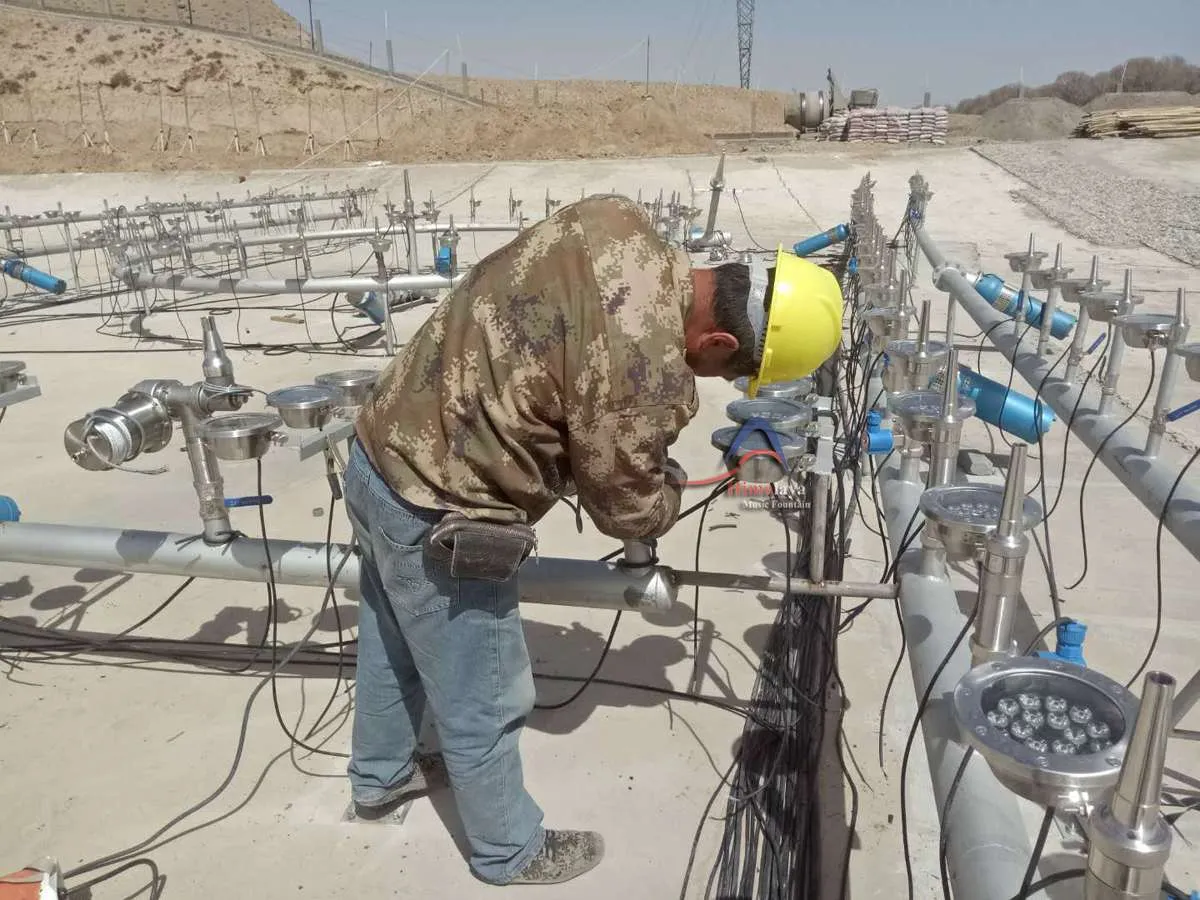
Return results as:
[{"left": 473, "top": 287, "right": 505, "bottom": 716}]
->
[{"left": 0, "top": 140, "right": 1198, "bottom": 899}]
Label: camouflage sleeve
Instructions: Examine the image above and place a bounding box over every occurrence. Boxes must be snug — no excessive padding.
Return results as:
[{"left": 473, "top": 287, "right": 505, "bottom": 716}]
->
[{"left": 568, "top": 403, "right": 693, "bottom": 541}]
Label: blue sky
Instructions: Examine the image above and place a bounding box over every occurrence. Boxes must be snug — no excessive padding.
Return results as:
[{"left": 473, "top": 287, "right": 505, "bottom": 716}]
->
[{"left": 277, "top": 0, "right": 1198, "bottom": 105}]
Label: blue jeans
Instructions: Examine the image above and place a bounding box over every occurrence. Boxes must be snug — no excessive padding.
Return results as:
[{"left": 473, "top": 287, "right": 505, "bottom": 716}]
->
[{"left": 343, "top": 440, "right": 546, "bottom": 884}]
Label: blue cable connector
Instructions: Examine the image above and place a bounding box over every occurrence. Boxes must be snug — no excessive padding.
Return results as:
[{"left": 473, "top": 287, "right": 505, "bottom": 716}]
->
[{"left": 1033, "top": 619, "right": 1087, "bottom": 667}]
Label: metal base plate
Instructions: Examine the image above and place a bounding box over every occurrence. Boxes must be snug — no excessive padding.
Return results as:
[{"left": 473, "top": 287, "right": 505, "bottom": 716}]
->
[{"left": 0, "top": 377, "right": 41, "bottom": 409}]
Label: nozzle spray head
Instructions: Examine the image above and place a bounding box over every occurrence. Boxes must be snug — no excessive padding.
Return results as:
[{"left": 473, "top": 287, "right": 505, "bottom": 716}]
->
[{"left": 202, "top": 315, "right": 235, "bottom": 388}]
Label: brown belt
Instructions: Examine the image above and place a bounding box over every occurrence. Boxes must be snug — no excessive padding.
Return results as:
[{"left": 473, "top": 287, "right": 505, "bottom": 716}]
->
[{"left": 425, "top": 513, "right": 538, "bottom": 582}]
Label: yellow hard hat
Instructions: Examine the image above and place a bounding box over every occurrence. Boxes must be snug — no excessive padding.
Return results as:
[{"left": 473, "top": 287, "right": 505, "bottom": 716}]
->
[{"left": 745, "top": 246, "right": 844, "bottom": 398}]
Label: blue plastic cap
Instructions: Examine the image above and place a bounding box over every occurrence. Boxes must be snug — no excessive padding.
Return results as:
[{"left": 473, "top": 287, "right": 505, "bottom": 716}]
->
[
  {"left": 865, "top": 426, "right": 894, "bottom": 454},
  {"left": 848, "top": 257, "right": 859, "bottom": 275},
  {"left": 435, "top": 245, "right": 454, "bottom": 275},
  {"left": 1059, "top": 620, "right": 1087, "bottom": 644},
  {"left": 867, "top": 410, "right": 883, "bottom": 428},
  {"left": 0, "top": 495, "right": 20, "bottom": 522}
]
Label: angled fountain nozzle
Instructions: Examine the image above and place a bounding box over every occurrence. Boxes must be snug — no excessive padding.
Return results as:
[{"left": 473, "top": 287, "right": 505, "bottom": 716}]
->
[
  {"left": 1114, "top": 671, "right": 1175, "bottom": 831},
  {"left": 201, "top": 314, "right": 234, "bottom": 388},
  {"left": 997, "top": 443, "right": 1028, "bottom": 539},
  {"left": 1052, "top": 242, "right": 1063, "bottom": 269},
  {"left": 403, "top": 169, "right": 414, "bottom": 213},
  {"left": 916, "top": 299, "right": 931, "bottom": 356},
  {"left": 940, "top": 348, "right": 959, "bottom": 420},
  {"left": 1177, "top": 288, "right": 1189, "bottom": 328},
  {"left": 1123, "top": 267, "right": 1134, "bottom": 307},
  {"left": 710, "top": 152, "right": 726, "bottom": 191}
]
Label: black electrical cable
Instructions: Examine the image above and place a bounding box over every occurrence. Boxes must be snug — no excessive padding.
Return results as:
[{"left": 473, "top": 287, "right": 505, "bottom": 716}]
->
[
  {"left": 1125, "top": 443, "right": 1200, "bottom": 688},
  {"left": 900, "top": 598, "right": 981, "bottom": 900},
  {"left": 1065, "top": 348, "right": 1159, "bottom": 591},
  {"left": 1014, "top": 805, "right": 1058, "bottom": 900},
  {"left": 61, "top": 857, "right": 164, "bottom": 900},
  {"left": 533, "top": 475, "right": 735, "bottom": 711},
  {"left": 1003, "top": 868, "right": 1084, "bottom": 899},
  {"left": 937, "top": 746, "right": 975, "bottom": 900},
  {"left": 255, "top": 459, "right": 350, "bottom": 760},
  {"left": 1040, "top": 337, "right": 1111, "bottom": 523},
  {"left": 63, "top": 544, "right": 354, "bottom": 883}
]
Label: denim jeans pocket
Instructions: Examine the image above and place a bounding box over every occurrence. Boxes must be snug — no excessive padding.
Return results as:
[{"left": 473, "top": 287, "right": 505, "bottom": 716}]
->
[{"left": 375, "top": 506, "right": 454, "bottom": 618}]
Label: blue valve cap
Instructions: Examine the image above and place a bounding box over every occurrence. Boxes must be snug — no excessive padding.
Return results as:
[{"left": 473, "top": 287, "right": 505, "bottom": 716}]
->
[
  {"left": 0, "top": 495, "right": 20, "bottom": 522},
  {"left": 867, "top": 410, "right": 883, "bottom": 428},
  {"left": 865, "top": 426, "right": 894, "bottom": 454}
]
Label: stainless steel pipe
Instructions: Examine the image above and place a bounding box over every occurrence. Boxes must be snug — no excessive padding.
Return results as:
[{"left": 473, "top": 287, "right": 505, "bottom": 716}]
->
[
  {"left": 916, "top": 226, "right": 1200, "bottom": 566},
  {"left": 877, "top": 454, "right": 1035, "bottom": 900},
  {"left": 0, "top": 522, "right": 679, "bottom": 613}
]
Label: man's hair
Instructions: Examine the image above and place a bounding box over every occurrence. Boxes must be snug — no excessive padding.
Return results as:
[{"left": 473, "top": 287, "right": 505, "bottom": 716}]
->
[{"left": 711, "top": 262, "right": 775, "bottom": 377}]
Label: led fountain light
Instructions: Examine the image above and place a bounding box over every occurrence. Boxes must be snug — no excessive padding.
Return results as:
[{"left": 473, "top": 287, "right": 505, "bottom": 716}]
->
[
  {"left": 199, "top": 412, "right": 284, "bottom": 462},
  {"left": 863, "top": 306, "right": 912, "bottom": 349},
  {"left": 0, "top": 361, "right": 29, "bottom": 395},
  {"left": 953, "top": 656, "right": 1140, "bottom": 809},
  {"left": 1176, "top": 343, "right": 1200, "bottom": 383},
  {"left": 266, "top": 384, "right": 342, "bottom": 430},
  {"left": 918, "top": 484, "right": 1041, "bottom": 562},
  {"left": 1073, "top": 288, "right": 1144, "bottom": 324},
  {"left": 1113, "top": 312, "right": 1176, "bottom": 351},
  {"left": 725, "top": 397, "right": 814, "bottom": 433},
  {"left": 887, "top": 389, "right": 975, "bottom": 445},
  {"left": 732, "top": 376, "right": 814, "bottom": 401},
  {"left": 314, "top": 369, "right": 380, "bottom": 411},
  {"left": 881, "top": 338, "right": 949, "bottom": 394}
]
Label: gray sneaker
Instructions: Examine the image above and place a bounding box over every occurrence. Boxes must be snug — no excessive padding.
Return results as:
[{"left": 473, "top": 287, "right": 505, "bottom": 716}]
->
[
  {"left": 352, "top": 752, "right": 449, "bottom": 819},
  {"left": 508, "top": 830, "right": 605, "bottom": 885}
]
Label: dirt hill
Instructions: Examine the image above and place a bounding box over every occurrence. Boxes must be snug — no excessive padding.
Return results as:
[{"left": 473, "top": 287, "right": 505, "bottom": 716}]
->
[
  {"left": 3, "top": 0, "right": 303, "bottom": 42},
  {"left": 0, "top": 3, "right": 798, "bottom": 174}
]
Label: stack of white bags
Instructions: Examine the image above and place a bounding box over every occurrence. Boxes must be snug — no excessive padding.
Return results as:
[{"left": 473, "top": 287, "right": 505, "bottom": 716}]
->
[{"left": 818, "top": 106, "right": 949, "bottom": 144}]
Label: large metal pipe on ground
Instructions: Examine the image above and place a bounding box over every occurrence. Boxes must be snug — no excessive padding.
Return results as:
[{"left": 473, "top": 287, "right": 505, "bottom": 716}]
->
[
  {"left": 0, "top": 522, "right": 677, "bottom": 612},
  {"left": 914, "top": 225, "right": 1200, "bottom": 566},
  {"left": 878, "top": 454, "right": 1034, "bottom": 900},
  {"left": 116, "top": 271, "right": 466, "bottom": 296}
]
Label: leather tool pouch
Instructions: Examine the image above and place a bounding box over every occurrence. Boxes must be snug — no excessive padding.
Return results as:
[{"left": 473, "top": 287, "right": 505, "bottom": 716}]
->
[{"left": 425, "top": 514, "right": 538, "bottom": 583}]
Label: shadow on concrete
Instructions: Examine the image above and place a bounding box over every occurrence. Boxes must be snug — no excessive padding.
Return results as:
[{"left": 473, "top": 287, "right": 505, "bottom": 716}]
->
[
  {"left": 0, "top": 575, "right": 33, "bottom": 603},
  {"left": 524, "top": 618, "right": 689, "bottom": 736},
  {"left": 313, "top": 598, "right": 359, "bottom": 634},
  {"left": 188, "top": 596, "right": 304, "bottom": 644}
]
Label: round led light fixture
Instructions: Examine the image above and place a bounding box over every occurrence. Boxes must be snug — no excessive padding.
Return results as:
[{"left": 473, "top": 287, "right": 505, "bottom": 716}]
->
[
  {"left": 887, "top": 389, "right": 976, "bottom": 444},
  {"left": 733, "top": 376, "right": 814, "bottom": 401},
  {"left": 725, "top": 398, "right": 813, "bottom": 434},
  {"left": 266, "top": 384, "right": 341, "bottom": 430},
  {"left": 919, "top": 484, "right": 1041, "bottom": 562},
  {"left": 882, "top": 339, "right": 948, "bottom": 393},
  {"left": 0, "top": 360, "right": 26, "bottom": 394},
  {"left": 1113, "top": 313, "right": 1176, "bottom": 350},
  {"left": 1176, "top": 343, "right": 1200, "bottom": 383},
  {"left": 1074, "top": 289, "right": 1144, "bottom": 324},
  {"left": 200, "top": 412, "right": 283, "bottom": 462},
  {"left": 314, "top": 369, "right": 380, "bottom": 409},
  {"left": 954, "top": 656, "right": 1139, "bottom": 808}
]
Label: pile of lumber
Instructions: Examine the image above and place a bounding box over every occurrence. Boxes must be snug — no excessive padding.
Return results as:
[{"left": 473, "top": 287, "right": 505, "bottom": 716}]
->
[
  {"left": 1074, "top": 106, "right": 1200, "bottom": 139},
  {"left": 818, "top": 106, "right": 948, "bottom": 143}
]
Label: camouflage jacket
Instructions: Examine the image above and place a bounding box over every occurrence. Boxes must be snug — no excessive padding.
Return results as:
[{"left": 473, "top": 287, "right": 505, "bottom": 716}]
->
[{"left": 355, "top": 194, "right": 699, "bottom": 540}]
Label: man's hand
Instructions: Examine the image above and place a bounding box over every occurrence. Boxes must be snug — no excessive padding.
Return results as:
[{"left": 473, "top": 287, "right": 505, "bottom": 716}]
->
[{"left": 662, "top": 458, "right": 688, "bottom": 488}]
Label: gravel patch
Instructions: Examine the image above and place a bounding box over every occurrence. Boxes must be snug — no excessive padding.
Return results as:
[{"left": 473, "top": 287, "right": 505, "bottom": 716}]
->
[
  {"left": 973, "top": 141, "right": 1200, "bottom": 266},
  {"left": 976, "top": 98, "right": 1083, "bottom": 141}
]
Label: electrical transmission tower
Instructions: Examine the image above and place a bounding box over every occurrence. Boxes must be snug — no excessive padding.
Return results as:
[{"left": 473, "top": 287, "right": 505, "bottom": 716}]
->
[{"left": 736, "top": 0, "right": 755, "bottom": 89}]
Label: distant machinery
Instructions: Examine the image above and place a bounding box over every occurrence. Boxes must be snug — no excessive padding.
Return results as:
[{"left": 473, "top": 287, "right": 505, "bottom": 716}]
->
[
  {"left": 785, "top": 68, "right": 880, "bottom": 134},
  {"left": 736, "top": 0, "right": 754, "bottom": 90}
]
